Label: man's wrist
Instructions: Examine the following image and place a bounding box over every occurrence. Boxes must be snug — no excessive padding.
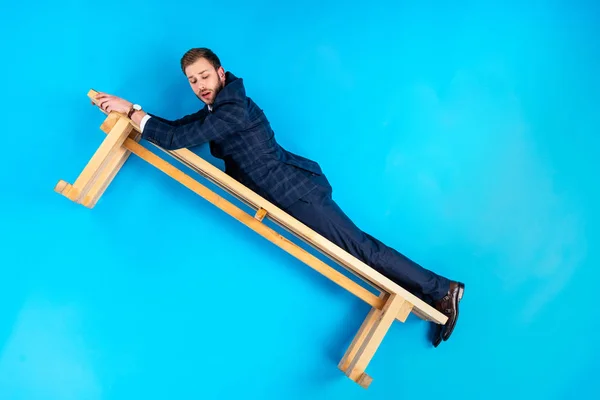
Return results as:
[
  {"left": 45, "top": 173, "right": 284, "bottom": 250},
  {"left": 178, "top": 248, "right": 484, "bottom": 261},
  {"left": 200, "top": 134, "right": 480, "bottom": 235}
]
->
[{"left": 130, "top": 110, "right": 147, "bottom": 126}]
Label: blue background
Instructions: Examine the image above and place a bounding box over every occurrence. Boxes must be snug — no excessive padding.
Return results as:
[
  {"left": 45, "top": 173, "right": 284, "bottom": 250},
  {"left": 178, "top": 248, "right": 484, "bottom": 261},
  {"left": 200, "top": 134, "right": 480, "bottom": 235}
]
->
[{"left": 1, "top": 1, "right": 599, "bottom": 399}]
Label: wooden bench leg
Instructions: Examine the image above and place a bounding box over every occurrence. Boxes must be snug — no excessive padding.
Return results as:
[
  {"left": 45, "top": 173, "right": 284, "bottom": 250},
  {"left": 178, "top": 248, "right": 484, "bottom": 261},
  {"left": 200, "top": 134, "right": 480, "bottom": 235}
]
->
[
  {"left": 55, "top": 115, "right": 133, "bottom": 205},
  {"left": 396, "top": 300, "right": 414, "bottom": 322},
  {"left": 339, "top": 293, "right": 387, "bottom": 377},
  {"left": 341, "top": 294, "right": 407, "bottom": 389},
  {"left": 82, "top": 118, "right": 141, "bottom": 208}
]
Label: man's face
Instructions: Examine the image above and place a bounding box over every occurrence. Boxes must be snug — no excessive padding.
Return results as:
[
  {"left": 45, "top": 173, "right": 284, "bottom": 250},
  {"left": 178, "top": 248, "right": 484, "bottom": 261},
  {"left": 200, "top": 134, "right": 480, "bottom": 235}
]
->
[{"left": 185, "top": 57, "right": 226, "bottom": 105}]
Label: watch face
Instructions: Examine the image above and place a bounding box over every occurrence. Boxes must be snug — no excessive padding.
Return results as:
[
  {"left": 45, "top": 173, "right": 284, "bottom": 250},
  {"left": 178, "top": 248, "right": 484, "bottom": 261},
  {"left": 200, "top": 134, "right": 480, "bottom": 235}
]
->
[{"left": 133, "top": 104, "right": 142, "bottom": 111}]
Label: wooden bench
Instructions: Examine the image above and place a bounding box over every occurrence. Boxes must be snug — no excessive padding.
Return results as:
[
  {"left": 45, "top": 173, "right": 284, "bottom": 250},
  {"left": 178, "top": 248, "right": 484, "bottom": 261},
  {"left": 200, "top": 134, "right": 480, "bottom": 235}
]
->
[{"left": 55, "top": 89, "right": 448, "bottom": 389}]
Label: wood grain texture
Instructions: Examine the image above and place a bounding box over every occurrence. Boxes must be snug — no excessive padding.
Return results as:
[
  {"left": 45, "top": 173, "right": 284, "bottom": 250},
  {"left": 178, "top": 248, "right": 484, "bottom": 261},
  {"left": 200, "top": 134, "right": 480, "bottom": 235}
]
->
[{"left": 346, "top": 294, "right": 406, "bottom": 384}]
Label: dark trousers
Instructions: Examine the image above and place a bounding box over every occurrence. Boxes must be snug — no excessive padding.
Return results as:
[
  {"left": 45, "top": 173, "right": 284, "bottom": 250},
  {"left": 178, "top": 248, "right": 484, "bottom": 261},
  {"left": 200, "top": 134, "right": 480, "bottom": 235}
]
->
[{"left": 283, "top": 174, "right": 451, "bottom": 304}]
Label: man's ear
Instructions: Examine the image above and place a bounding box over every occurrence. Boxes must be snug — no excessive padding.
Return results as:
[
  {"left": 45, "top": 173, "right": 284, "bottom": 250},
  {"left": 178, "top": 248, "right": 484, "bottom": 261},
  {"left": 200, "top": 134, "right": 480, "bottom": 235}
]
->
[{"left": 218, "top": 66, "right": 226, "bottom": 81}]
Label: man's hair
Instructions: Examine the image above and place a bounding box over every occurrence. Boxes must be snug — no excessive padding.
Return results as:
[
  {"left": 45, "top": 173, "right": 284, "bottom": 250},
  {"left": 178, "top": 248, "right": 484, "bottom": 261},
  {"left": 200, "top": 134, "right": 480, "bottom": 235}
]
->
[{"left": 180, "top": 48, "right": 221, "bottom": 74}]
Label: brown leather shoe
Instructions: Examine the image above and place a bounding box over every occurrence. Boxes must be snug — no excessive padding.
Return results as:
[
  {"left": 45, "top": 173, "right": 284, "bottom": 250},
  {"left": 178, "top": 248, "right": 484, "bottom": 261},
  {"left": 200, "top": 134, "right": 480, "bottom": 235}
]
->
[
  {"left": 432, "top": 325, "right": 444, "bottom": 347},
  {"left": 433, "top": 281, "right": 465, "bottom": 345}
]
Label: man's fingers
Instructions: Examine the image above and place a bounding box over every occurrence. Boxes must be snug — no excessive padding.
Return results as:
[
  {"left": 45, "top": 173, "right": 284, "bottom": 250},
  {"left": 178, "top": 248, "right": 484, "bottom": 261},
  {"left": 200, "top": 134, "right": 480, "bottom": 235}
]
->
[
  {"left": 92, "top": 94, "right": 121, "bottom": 113},
  {"left": 93, "top": 94, "right": 125, "bottom": 114},
  {"left": 95, "top": 93, "right": 113, "bottom": 102},
  {"left": 100, "top": 100, "right": 112, "bottom": 112}
]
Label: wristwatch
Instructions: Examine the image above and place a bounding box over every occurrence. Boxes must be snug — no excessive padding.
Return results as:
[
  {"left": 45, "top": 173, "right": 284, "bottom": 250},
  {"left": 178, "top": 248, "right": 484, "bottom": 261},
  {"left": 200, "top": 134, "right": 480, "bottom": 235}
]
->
[{"left": 127, "top": 103, "right": 142, "bottom": 118}]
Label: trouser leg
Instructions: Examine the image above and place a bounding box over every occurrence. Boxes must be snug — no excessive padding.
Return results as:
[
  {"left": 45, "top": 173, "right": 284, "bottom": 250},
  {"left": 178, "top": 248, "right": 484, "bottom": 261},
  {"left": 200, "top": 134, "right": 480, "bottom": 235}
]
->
[{"left": 284, "top": 185, "right": 451, "bottom": 303}]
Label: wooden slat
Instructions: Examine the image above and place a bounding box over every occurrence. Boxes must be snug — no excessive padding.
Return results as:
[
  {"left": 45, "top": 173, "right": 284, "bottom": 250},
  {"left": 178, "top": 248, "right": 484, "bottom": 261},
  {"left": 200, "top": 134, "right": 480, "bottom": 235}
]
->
[
  {"left": 396, "top": 300, "right": 414, "bottom": 323},
  {"left": 55, "top": 117, "right": 133, "bottom": 205},
  {"left": 54, "top": 180, "right": 97, "bottom": 205},
  {"left": 54, "top": 179, "right": 79, "bottom": 200},
  {"left": 339, "top": 293, "right": 387, "bottom": 373},
  {"left": 120, "top": 137, "right": 386, "bottom": 311},
  {"left": 82, "top": 129, "right": 141, "bottom": 208},
  {"left": 86, "top": 89, "right": 447, "bottom": 325},
  {"left": 254, "top": 207, "right": 268, "bottom": 222},
  {"left": 357, "top": 373, "right": 373, "bottom": 389},
  {"left": 346, "top": 294, "right": 406, "bottom": 386},
  {"left": 162, "top": 150, "right": 446, "bottom": 324},
  {"left": 57, "top": 116, "right": 132, "bottom": 204},
  {"left": 411, "top": 307, "right": 431, "bottom": 322}
]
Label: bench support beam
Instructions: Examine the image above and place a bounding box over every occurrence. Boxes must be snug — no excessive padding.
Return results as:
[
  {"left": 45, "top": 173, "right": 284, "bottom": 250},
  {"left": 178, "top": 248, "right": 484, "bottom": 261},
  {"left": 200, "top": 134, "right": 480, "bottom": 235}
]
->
[
  {"left": 254, "top": 207, "right": 268, "bottom": 221},
  {"left": 55, "top": 113, "right": 136, "bottom": 207},
  {"left": 342, "top": 294, "right": 408, "bottom": 388},
  {"left": 338, "top": 293, "right": 387, "bottom": 375}
]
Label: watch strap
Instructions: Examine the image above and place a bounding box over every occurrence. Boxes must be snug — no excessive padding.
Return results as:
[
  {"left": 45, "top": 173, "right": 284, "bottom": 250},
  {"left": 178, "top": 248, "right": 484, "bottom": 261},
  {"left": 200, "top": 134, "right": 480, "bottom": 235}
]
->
[{"left": 127, "top": 104, "right": 141, "bottom": 118}]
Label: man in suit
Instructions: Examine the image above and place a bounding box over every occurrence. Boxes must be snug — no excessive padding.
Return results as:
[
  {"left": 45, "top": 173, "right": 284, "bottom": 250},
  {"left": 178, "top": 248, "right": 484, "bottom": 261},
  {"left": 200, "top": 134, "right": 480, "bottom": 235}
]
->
[{"left": 95, "top": 47, "right": 464, "bottom": 346}]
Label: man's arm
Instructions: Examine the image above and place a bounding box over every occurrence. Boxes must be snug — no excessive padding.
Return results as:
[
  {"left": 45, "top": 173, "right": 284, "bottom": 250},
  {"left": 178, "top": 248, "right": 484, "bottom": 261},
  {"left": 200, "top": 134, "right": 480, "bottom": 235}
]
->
[
  {"left": 134, "top": 108, "right": 209, "bottom": 129},
  {"left": 135, "top": 99, "right": 246, "bottom": 150},
  {"left": 94, "top": 92, "right": 243, "bottom": 150},
  {"left": 95, "top": 91, "right": 207, "bottom": 129},
  {"left": 130, "top": 109, "right": 149, "bottom": 127}
]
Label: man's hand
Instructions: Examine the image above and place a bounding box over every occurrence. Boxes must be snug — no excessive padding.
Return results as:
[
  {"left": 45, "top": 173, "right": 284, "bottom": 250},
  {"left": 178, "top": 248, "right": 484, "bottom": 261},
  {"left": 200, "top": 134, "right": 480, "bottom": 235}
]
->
[{"left": 94, "top": 92, "right": 133, "bottom": 114}]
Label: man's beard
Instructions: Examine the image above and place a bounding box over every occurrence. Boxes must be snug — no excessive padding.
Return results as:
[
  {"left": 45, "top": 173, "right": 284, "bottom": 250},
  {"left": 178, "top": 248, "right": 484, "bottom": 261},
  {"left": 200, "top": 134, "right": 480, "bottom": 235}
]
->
[{"left": 198, "top": 80, "right": 225, "bottom": 104}]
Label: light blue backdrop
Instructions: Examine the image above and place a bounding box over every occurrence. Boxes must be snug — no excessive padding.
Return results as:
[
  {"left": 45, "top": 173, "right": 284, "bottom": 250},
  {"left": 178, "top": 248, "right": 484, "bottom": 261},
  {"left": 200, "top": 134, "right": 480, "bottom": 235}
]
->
[{"left": 1, "top": 1, "right": 598, "bottom": 399}]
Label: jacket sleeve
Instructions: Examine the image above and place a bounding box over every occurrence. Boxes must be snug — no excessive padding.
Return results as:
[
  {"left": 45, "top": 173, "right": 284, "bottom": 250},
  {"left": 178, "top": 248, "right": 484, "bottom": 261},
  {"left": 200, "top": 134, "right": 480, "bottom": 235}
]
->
[
  {"left": 142, "top": 99, "right": 246, "bottom": 150},
  {"left": 147, "top": 108, "right": 208, "bottom": 127}
]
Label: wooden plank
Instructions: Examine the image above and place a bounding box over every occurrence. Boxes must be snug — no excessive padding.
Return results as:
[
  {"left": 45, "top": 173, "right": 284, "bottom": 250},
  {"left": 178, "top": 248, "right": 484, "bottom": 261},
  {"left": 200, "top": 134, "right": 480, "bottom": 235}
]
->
[
  {"left": 121, "top": 137, "right": 385, "bottom": 311},
  {"left": 100, "top": 111, "right": 121, "bottom": 132},
  {"left": 161, "top": 148, "right": 446, "bottom": 324},
  {"left": 58, "top": 117, "right": 132, "bottom": 204},
  {"left": 81, "top": 129, "right": 141, "bottom": 208},
  {"left": 339, "top": 293, "right": 387, "bottom": 373},
  {"left": 54, "top": 179, "right": 79, "bottom": 200},
  {"left": 397, "top": 300, "right": 414, "bottom": 323},
  {"left": 86, "top": 89, "right": 446, "bottom": 325},
  {"left": 51, "top": 94, "right": 137, "bottom": 208},
  {"left": 346, "top": 294, "right": 406, "bottom": 386},
  {"left": 54, "top": 179, "right": 106, "bottom": 206},
  {"left": 54, "top": 180, "right": 95, "bottom": 205},
  {"left": 254, "top": 208, "right": 268, "bottom": 222},
  {"left": 357, "top": 374, "right": 373, "bottom": 389},
  {"left": 411, "top": 308, "right": 430, "bottom": 322}
]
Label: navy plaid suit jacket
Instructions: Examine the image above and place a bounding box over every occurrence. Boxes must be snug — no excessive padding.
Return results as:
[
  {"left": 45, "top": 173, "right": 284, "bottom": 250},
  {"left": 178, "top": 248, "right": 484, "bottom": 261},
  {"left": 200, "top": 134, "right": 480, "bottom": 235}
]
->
[{"left": 142, "top": 71, "right": 331, "bottom": 209}]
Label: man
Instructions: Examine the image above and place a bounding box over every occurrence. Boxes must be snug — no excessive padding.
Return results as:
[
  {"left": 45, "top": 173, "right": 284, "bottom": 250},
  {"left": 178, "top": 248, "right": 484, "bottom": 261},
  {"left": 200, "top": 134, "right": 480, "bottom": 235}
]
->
[{"left": 95, "top": 47, "right": 464, "bottom": 346}]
